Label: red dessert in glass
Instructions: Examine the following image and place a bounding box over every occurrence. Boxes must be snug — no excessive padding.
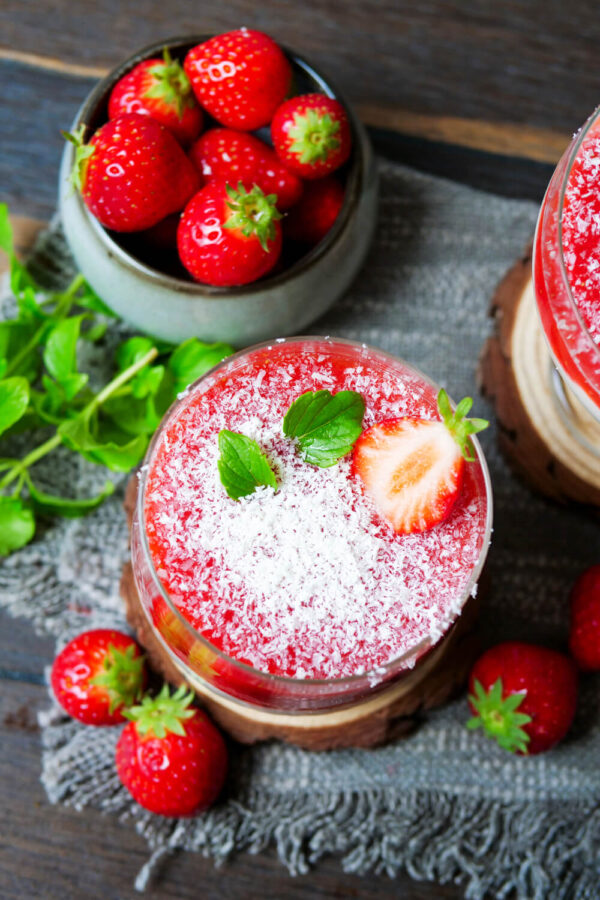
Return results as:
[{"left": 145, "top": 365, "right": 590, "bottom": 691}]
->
[
  {"left": 534, "top": 108, "right": 600, "bottom": 417},
  {"left": 131, "top": 337, "right": 492, "bottom": 710}
]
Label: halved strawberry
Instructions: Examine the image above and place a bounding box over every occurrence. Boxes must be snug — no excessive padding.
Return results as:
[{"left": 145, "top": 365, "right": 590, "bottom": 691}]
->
[{"left": 352, "top": 390, "right": 488, "bottom": 535}]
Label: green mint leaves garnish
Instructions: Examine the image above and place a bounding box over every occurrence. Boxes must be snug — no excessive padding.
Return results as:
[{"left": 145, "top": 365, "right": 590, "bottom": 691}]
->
[
  {"left": 467, "top": 678, "right": 532, "bottom": 755},
  {"left": 282, "top": 389, "right": 365, "bottom": 468},
  {"left": 218, "top": 430, "right": 277, "bottom": 500},
  {"left": 0, "top": 202, "right": 235, "bottom": 556},
  {"left": 437, "top": 389, "right": 488, "bottom": 462}
]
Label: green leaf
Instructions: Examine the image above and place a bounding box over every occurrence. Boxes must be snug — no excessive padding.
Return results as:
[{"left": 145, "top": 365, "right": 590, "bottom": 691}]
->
[
  {"left": 0, "top": 203, "right": 12, "bottom": 255},
  {"left": 282, "top": 389, "right": 365, "bottom": 467},
  {"left": 437, "top": 389, "right": 489, "bottom": 462},
  {"left": 217, "top": 430, "right": 277, "bottom": 500},
  {"left": 59, "top": 415, "right": 149, "bottom": 472},
  {"left": 0, "top": 320, "right": 41, "bottom": 381},
  {"left": 25, "top": 473, "right": 114, "bottom": 519},
  {"left": 168, "top": 338, "right": 234, "bottom": 393},
  {"left": 0, "top": 376, "right": 29, "bottom": 436},
  {"left": 131, "top": 364, "right": 164, "bottom": 399},
  {"left": 116, "top": 337, "right": 156, "bottom": 372},
  {"left": 0, "top": 497, "right": 35, "bottom": 556},
  {"left": 102, "top": 394, "right": 160, "bottom": 436},
  {"left": 43, "top": 316, "right": 83, "bottom": 383},
  {"left": 75, "top": 282, "right": 117, "bottom": 317}
]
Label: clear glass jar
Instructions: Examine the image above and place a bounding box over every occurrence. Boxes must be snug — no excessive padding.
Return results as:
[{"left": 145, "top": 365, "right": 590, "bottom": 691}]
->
[
  {"left": 131, "top": 337, "right": 493, "bottom": 712},
  {"left": 533, "top": 107, "right": 600, "bottom": 421}
]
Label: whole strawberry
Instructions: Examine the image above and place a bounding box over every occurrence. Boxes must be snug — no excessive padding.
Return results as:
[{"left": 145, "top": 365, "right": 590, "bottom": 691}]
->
[
  {"left": 189, "top": 128, "right": 303, "bottom": 210},
  {"left": 271, "top": 94, "right": 352, "bottom": 179},
  {"left": 177, "top": 181, "right": 282, "bottom": 286},
  {"left": 51, "top": 629, "right": 146, "bottom": 725},
  {"left": 65, "top": 113, "right": 200, "bottom": 232},
  {"left": 184, "top": 29, "right": 291, "bottom": 131},
  {"left": 108, "top": 49, "right": 203, "bottom": 145},
  {"left": 116, "top": 685, "right": 228, "bottom": 817},
  {"left": 467, "top": 642, "right": 578, "bottom": 755},
  {"left": 284, "top": 176, "right": 345, "bottom": 245},
  {"left": 569, "top": 564, "right": 600, "bottom": 670},
  {"left": 353, "top": 390, "right": 487, "bottom": 535}
]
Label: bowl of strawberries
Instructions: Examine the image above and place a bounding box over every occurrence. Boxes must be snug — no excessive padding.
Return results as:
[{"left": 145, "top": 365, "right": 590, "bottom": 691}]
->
[{"left": 58, "top": 29, "right": 378, "bottom": 346}]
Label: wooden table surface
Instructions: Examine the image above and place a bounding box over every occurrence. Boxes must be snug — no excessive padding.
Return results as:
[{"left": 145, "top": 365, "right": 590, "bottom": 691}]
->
[{"left": 2, "top": 3, "right": 599, "bottom": 898}]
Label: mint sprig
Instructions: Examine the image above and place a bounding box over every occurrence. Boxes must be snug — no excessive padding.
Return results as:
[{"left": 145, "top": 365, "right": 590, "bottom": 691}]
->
[
  {"left": 0, "top": 203, "right": 235, "bottom": 556},
  {"left": 282, "top": 389, "right": 365, "bottom": 467},
  {"left": 218, "top": 430, "right": 277, "bottom": 500}
]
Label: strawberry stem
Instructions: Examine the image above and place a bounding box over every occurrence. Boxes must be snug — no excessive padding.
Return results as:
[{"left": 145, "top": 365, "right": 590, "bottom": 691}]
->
[
  {"left": 124, "top": 683, "right": 196, "bottom": 739},
  {"left": 467, "top": 678, "right": 532, "bottom": 754},
  {"left": 224, "top": 182, "right": 281, "bottom": 252},
  {"left": 437, "top": 389, "right": 489, "bottom": 462},
  {"left": 145, "top": 47, "right": 195, "bottom": 119},
  {"left": 62, "top": 124, "right": 95, "bottom": 192},
  {"left": 90, "top": 643, "right": 146, "bottom": 713},
  {"left": 288, "top": 108, "right": 340, "bottom": 165}
]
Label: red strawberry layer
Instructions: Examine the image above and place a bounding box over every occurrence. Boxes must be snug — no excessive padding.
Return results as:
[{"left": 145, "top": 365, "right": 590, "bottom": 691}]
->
[{"left": 144, "top": 341, "right": 489, "bottom": 680}]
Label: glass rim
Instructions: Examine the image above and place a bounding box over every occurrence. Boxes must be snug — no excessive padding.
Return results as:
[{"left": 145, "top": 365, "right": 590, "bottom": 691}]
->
[
  {"left": 546, "top": 106, "right": 600, "bottom": 368},
  {"left": 135, "top": 335, "right": 494, "bottom": 689}
]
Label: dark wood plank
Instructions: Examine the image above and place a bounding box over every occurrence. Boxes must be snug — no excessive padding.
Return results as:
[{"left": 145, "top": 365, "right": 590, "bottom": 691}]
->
[
  {"left": 0, "top": 675, "right": 463, "bottom": 899},
  {"left": 1, "top": 0, "right": 599, "bottom": 139}
]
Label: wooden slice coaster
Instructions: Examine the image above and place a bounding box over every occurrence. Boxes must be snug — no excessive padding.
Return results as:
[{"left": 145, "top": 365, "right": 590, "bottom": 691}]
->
[
  {"left": 478, "top": 245, "right": 600, "bottom": 507},
  {"left": 121, "top": 477, "right": 483, "bottom": 751}
]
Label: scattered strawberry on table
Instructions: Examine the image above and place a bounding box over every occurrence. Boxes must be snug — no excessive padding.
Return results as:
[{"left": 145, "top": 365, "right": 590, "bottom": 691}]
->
[
  {"left": 569, "top": 564, "right": 600, "bottom": 671},
  {"left": 65, "top": 28, "right": 353, "bottom": 286},
  {"left": 352, "top": 390, "right": 488, "bottom": 535},
  {"left": 108, "top": 48, "right": 203, "bottom": 145},
  {"left": 50, "top": 629, "right": 147, "bottom": 725},
  {"left": 466, "top": 641, "right": 578, "bottom": 755}
]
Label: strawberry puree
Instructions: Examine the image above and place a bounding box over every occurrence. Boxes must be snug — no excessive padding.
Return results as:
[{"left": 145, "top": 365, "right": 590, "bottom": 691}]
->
[{"left": 144, "top": 340, "right": 489, "bottom": 680}]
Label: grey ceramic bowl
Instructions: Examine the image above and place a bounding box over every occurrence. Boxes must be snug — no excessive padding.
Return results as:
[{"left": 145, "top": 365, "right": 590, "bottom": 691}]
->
[{"left": 58, "top": 35, "right": 378, "bottom": 346}]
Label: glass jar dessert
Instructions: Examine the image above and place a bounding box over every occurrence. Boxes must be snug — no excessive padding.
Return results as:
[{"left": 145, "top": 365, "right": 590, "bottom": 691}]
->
[
  {"left": 131, "top": 337, "right": 492, "bottom": 717},
  {"left": 533, "top": 106, "right": 600, "bottom": 426}
]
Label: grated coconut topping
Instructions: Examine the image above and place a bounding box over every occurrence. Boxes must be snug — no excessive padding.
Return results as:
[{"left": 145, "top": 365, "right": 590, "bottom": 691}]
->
[{"left": 144, "top": 344, "right": 487, "bottom": 680}]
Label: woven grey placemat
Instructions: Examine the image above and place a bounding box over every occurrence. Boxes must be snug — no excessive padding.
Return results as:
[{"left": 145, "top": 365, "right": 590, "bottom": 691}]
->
[{"left": 1, "top": 161, "right": 599, "bottom": 900}]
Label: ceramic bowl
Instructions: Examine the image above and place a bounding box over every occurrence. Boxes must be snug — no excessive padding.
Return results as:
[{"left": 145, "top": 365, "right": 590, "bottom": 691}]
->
[{"left": 58, "top": 35, "right": 378, "bottom": 346}]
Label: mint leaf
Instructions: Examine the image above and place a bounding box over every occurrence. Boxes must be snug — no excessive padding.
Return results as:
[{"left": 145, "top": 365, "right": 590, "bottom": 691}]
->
[
  {"left": 43, "top": 316, "right": 83, "bottom": 383},
  {"left": 59, "top": 415, "right": 148, "bottom": 472},
  {"left": 25, "top": 473, "right": 114, "bottom": 518},
  {"left": 0, "top": 321, "right": 41, "bottom": 381},
  {"left": 0, "top": 497, "right": 35, "bottom": 555},
  {"left": 168, "top": 339, "right": 234, "bottom": 393},
  {"left": 102, "top": 393, "right": 161, "bottom": 436},
  {"left": 217, "top": 430, "right": 277, "bottom": 500},
  {"left": 0, "top": 203, "right": 12, "bottom": 255},
  {"left": 76, "top": 282, "right": 117, "bottom": 318},
  {"left": 116, "top": 337, "right": 156, "bottom": 371},
  {"left": 282, "top": 389, "right": 365, "bottom": 467},
  {"left": 0, "top": 377, "right": 29, "bottom": 436}
]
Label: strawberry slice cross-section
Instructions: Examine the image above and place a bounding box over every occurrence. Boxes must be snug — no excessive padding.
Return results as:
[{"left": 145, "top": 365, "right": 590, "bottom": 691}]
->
[{"left": 352, "top": 389, "right": 488, "bottom": 535}]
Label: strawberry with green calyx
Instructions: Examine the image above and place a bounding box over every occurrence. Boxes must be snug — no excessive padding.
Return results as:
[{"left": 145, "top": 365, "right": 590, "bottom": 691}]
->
[
  {"left": 64, "top": 113, "right": 200, "bottom": 232},
  {"left": 177, "top": 181, "right": 282, "bottom": 286},
  {"left": 188, "top": 128, "right": 303, "bottom": 210},
  {"left": 271, "top": 94, "right": 352, "bottom": 179},
  {"left": 108, "top": 48, "right": 203, "bottom": 145},
  {"left": 51, "top": 629, "right": 147, "bottom": 725},
  {"left": 352, "top": 389, "right": 488, "bottom": 535},
  {"left": 116, "top": 684, "right": 228, "bottom": 817},
  {"left": 284, "top": 176, "right": 345, "bottom": 245},
  {"left": 467, "top": 642, "right": 578, "bottom": 755},
  {"left": 184, "top": 29, "right": 291, "bottom": 131}
]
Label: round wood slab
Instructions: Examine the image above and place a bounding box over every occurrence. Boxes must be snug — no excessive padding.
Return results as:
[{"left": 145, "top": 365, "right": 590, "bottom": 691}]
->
[
  {"left": 121, "top": 477, "right": 482, "bottom": 751},
  {"left": 478, "top": 245, "right": 600, "bottom": 506}
]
